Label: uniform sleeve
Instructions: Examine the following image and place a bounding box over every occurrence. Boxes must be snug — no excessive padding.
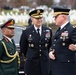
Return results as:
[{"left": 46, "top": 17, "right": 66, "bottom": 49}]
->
[
  {"left": 20, "top": 30, "right": 28, "bottom": 57},
  {"left": 48, "top": 28, "right": 52, "bottom": 51},
  {"left": 70, "top": 28, "right": 76, "bottom": 44},
  {"left": 0, "top": 41, "right": 4, "bottom": 59}
]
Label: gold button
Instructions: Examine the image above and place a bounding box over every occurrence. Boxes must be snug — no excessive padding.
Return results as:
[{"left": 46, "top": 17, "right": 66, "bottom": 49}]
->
[
  {"left": 10, "top": 53, "right": 12, "bottom": 54},
  {"left": 53, "top": 44, "right": 55, "bottom": 46},
  {"left": 39, "top": 41, "right": 41, "bottom": 42},
  {"left": 39, "top": 54, "right": 41, "bottom": 56},
  {"left": 54, "top": 39, "right": 56, "bottom": 41},
  {"left": 39, "top": 45, "right": 41, "bottom": 47},
  {"left": 62, "top": 43, "right": 65, "bottom": 46},
  {"left": 68, "top": 60, "right": 70, "bottom": 62},
  {"left": 39, "top": 50, "right": 41, "bottom": 52},
  {"left": 29, "top": 44, "right": 30, "bottom": 47}
]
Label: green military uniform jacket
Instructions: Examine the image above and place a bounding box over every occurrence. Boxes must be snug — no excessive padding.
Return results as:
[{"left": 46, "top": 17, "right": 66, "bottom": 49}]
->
[{"left": 0, "top": 36, "right": 19, "bottom": 75}]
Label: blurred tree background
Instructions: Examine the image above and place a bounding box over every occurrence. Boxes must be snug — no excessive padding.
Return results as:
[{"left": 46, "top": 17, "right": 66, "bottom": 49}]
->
[
  {"left": 0, "top": 0, "right": 53, "bottom": 8},
  {"left": 0, "top": 0, "right": 76, "bottom": 32},
  {"left": 0, "top": 0, "right": 76, "bottom": 9}
]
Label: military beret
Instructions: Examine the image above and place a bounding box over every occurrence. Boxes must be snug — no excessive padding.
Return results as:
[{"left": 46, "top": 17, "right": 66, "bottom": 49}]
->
[
  {"left": 29, "top": 8, "right": 44, "bottom": 19},
  {"left": 53, "top": 7, "right": 70, "bottom": 16},
  {"left": 0, "top": 19, "right": 15, "bottom": 29}
]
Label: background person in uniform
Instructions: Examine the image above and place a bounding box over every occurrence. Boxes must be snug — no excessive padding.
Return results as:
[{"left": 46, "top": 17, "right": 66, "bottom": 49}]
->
[
  {"left": 20, "top": 8, "right": 52, "bottom": 75},
  {"left": 28, "top": 18, "right": 32, "bottom": 26},
  {"left": 49, "top": 7, "right": 76, "bottom": 75},
  {"left": 0, "top": 19, "right": 20, "bottom": 75}
]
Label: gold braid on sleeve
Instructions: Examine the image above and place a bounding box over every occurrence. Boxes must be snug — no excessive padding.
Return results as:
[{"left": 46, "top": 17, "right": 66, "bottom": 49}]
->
[{"left": 0, "top": 41, "right": 20, "bottom": 65}]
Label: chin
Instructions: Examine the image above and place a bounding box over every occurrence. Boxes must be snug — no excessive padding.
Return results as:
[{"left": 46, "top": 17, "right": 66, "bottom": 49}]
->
[{"left": 10, "top": 35, "right": 14, "bottom": 38}]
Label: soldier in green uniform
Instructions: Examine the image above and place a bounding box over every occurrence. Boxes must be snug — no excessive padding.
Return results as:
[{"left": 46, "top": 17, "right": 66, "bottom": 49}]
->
[{"left": 0, "top": 19, "right": 20, "bottom": 75}]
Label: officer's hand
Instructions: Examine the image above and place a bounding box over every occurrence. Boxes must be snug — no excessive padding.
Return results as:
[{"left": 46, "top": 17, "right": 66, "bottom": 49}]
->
[
  {"left": 49, "top": 50, "right": 55, "bottom": 60},
  {"left": 69, "top": 44, "right": 76, "bottom": 51}
]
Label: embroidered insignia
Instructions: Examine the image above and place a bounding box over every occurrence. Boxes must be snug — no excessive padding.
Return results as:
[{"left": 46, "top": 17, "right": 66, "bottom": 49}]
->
[
  {"left": 28, "top": 34, "right": 32, "bottom": 41},
  {"left": 4, "top": 38, "right": 9, "bottom": 42},
  {"left": 11, "top": 20, "right": 14, "bottom": 24},
  {"left": 45, "top": 30, "right": 50, "bottom": 38},
  {"left": 37, "top": 10, "right": 40, "bottom": 15}
]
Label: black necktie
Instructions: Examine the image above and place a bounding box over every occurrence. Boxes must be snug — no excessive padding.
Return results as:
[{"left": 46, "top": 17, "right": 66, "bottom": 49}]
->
[
  {"left": 37, "top": 29, "right": 40, "bottom": 38},
  {"left": 11, "top": 39, "right": 15, "bottom": 45}
]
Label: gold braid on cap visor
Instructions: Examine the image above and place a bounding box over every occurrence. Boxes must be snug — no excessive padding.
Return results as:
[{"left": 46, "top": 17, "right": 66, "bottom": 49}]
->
[
  {"left": 31, "top": 13, "right": 43, "bottom": 18},
  {"left": 54, "top": 12, "right": 69, "bottom": 16},
  {"left": 7, "top": 25, "right": 15, "bottom": 28}
]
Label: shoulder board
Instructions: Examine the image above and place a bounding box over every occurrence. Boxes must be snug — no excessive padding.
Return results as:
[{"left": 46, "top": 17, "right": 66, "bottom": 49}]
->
[
  {"left": 22, "top": 28, "right": 26, "bottom": 31},
  {"left": 72, "top": 25, "right": 76, "bottom": 28},
  {"left": 49, "top": 27, "right": 52, "bottom": 30}
]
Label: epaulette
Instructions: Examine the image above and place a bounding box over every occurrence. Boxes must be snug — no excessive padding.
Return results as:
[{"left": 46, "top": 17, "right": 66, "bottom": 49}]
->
[
  {"left": 72, "top": 25, "right": 76, "bottom": 28},
  {"left": 49, "top": 27, "right": 52, "bottom": 30},
  {"left": 22, "top": 28, "right": 26, "bottom": 31}
]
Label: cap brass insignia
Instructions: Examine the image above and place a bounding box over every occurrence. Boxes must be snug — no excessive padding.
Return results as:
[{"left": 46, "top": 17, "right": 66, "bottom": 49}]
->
[
  {"left": 10, "top": 20, "right": 14, "bottom": 24},
  {"left": 37, "top": 10, "right": 40, "bottom": 15}
]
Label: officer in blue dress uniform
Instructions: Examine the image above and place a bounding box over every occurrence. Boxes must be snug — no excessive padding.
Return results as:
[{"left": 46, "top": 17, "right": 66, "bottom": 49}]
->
[
  {"left": 20, "top": 8, "right": 52, "bottom": 75},
  {"left": 0, "top": 19, "right": 20, "bottom": 75},
  {"left": 49, "top": 7, "right": 76, "bottom": 75}
]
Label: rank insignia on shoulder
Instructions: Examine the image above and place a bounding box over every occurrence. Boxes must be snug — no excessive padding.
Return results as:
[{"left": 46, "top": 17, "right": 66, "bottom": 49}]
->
[
  {"left": 73, "top": 25, "right": 76, "bottom": 28},
  {"left": 23, "top": 28, "right": 26, "bottom": 30}
]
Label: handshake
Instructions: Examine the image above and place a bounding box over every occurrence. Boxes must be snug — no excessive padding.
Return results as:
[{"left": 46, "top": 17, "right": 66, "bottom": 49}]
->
[{"left": 69, "top": 44, "right": 76, "bottom": 51}]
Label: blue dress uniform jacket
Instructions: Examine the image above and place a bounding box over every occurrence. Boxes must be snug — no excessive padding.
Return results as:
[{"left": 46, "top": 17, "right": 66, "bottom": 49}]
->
[
  {"left": 51, "top": 22, "right": 76, "bottom": 75},
  {"left": 0, "top": 36, "right": 18, "bottom": 75},
  {"left": 20, "top": 25, "right": 52, "bottom": 75}
]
